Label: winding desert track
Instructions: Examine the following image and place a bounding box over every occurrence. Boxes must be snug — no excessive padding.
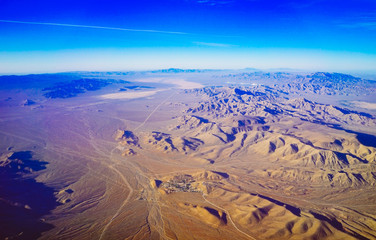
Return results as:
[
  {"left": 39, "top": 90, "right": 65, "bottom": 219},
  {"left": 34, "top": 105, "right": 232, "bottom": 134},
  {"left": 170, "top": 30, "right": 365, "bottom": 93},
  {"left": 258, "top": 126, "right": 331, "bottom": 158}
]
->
[
  {"left": 81, "top": 119, "right": 136, "bottom": 240},
  {"left": 98, "top": 164, "right": 134, "bottom": 240},
  {"left": 98, "top": 91, "right": 176, "bottom": 239},
  {"left": 133, "top": 91, "right": 176, "bottom": 132},
  {"left": 1, "top": 96, "right": 256, "bottom": 240},
  {"left": 202, "top": 194, "right": 257, "bottom": 240},
  {"left": 126, "top": 158, "right": 173, "bottom": 240}
]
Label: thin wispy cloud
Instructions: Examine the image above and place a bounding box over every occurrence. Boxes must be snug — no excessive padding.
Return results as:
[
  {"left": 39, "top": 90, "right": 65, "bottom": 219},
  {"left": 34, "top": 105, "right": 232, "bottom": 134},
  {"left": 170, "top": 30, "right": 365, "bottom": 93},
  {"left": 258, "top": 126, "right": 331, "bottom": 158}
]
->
[
  {"left": 193, "top": 41, "right": 236, "bottom": 47},
  {"left": 338, "top": 22, "right": 376, "bottom": 30},
  {"left": 0, "top": 19, "right": 188, "bottom": 35},
  {"left": 193, "top": 0, "right": 233, "bottom": 6},
  {"left": 357, "top": 15, "right": 376, "bottom": 21},
  {"left": 336, "top": 13, "right": 376, "bottom": 30},
  {"left": 287, "top": 0, "right": 325, "bottom": 9}
]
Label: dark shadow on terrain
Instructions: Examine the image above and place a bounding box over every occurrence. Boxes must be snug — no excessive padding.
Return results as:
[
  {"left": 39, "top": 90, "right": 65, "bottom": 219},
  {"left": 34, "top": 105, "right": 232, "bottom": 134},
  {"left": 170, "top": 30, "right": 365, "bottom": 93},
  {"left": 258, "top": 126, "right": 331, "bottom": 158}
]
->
[
  {"left": 212, "top": 171, "right": 229, "bottom": 178},
  {"left": 347, "top": 130, "right": 376, "bottom": 148},
  {"left": 309, "top": 211, "right": 344, "bottom": 231},
  {"left": 226, "top": 133, "right": 236, "bottom": 142},
  {"left": 207, "top": 159, "right": 215, "bottom": 164},
  {"left": 332, "top": 106, "right": 374, "bottom": 118},
  {"left": 309, "top": 211, "right": 369, "bottom": 240},
  {"left": 119, "top": 85, "right": 154, "bottom": 91},
  {"left": 251, "top": 191, "right": 368, "bottom": 239},
  {"left": 251, "top": 193, "right": 301, "bottom": 217},
  {"left": 307, "top": 120, "right": 376, "bottom": 148},
  {"left": 334, "top": 126, "right": 376, "bottom": 149},
  {"left": 155, "top": 180, "right": 163, "bottom": 188},
  {"left": 43, "top": 78, "right": 114, "bottom": 98},
  {"left": 263, "top": 107, "right": 283, "bottom": 115},
  {"left": 204, "top": 207, "right": 228, "bottom": 224},
  {"left": 191, "top": 115, "right": 210, "bottom": 123},
  {"left": 335, "top": 151, "right": 368, "bottom": 164},
  {"left": 7, "top": 151, "right": 48, "bottom": 173},
  {"left": 65, "top": 189, "right": 74, "bottom": 194},
  {"left": 119, "top": 130, "right": 140, "bottom": 146},
  {"left": 234, "top": 88, "right": 266, "bottom": 97},
  {"left": 0, "top": 151, "right": 59, "bottom": 240}
]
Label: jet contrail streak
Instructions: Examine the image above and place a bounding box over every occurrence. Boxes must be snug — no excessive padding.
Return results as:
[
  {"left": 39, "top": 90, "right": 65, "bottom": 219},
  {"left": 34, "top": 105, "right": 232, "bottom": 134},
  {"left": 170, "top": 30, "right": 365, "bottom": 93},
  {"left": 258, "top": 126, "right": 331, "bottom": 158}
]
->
[{"left": 0, "top": 19, "right": 188, "bottom": 35}]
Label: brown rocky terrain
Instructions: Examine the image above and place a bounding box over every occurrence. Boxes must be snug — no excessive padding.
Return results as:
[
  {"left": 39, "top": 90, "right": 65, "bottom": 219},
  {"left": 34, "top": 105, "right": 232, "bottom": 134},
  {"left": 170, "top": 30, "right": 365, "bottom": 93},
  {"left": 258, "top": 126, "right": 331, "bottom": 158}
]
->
[{"left": 1, "top": 70, "right": 376, "bottom": 239}]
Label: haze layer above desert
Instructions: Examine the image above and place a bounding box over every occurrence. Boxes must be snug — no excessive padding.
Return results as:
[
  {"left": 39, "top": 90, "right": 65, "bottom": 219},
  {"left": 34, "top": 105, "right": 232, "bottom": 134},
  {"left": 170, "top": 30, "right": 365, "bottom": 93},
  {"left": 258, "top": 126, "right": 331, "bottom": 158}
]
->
[{"left": 1, "top": 69, "right": 376, "bottom": 240}]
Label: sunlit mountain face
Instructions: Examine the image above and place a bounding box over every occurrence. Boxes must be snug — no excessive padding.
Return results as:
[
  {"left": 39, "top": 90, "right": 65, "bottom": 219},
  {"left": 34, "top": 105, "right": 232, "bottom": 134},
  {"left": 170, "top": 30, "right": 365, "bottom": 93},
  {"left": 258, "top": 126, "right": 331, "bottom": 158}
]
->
[{"left": 1, "top": 1, "right": 376, "bottom": 240}]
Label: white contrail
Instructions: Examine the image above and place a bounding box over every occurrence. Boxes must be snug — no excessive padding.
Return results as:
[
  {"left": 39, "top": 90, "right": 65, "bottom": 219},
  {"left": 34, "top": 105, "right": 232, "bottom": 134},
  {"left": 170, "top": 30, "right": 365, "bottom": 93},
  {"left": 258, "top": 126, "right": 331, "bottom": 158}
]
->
[{"left": 0, "top": 19, "right": 188, "bottom": 35}]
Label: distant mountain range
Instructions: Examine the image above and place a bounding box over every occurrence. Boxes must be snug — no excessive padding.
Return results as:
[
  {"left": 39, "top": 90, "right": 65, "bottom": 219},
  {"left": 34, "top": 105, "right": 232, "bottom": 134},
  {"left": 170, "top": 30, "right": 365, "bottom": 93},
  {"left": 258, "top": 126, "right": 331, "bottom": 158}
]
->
[
  {"left": 218, "top": 71, "right": 376, "bottom": 96},
  {"left": 1, "top": 70, "right": 375, "bottom": 99}
]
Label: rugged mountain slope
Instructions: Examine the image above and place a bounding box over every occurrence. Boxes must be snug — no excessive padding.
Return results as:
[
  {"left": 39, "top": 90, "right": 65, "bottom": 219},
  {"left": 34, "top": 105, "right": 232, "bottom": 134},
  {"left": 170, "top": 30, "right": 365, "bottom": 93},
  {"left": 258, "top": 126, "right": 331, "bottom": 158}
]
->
[
  {"left": 217, "top": 71, "right": 376, "bottom": 96},
  {"left": 3, "top": 70, "right": 376, "bottom": 240}
]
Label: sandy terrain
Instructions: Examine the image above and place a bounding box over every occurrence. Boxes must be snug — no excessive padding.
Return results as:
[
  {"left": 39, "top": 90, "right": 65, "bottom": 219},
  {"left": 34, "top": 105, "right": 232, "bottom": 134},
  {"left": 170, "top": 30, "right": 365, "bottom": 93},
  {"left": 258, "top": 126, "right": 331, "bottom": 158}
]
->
[{"left": 1, "top": 71, "right": 376, "bottom": 240}]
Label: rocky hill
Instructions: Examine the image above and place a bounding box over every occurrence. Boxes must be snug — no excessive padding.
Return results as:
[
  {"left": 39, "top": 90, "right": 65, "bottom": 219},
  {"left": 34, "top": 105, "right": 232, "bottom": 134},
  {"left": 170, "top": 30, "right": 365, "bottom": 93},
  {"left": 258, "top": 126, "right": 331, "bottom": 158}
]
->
[
  {"left": 43, "top": 78, "right": 113, "bottom": 98},
  {"left": 217, "top": 71, "right": 376, "bottom": 96},
  {"left": 185, "top": 86, "right": 376, "bottom": 129}
]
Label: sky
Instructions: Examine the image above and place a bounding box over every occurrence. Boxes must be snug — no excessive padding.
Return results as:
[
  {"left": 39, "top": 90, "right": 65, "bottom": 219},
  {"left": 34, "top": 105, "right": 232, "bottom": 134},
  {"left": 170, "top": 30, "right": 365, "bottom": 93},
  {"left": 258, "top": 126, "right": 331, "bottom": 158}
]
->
[{"left": 1, "top": 0, "right": 376, "bottom": 74}]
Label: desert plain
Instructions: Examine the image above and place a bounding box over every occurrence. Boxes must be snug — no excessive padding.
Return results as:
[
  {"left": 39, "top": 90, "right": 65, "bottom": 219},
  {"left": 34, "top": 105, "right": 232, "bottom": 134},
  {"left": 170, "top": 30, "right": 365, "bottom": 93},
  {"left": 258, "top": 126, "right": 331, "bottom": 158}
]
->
[{"left": 1, "top": 70, "right": 376, "bottom": 240}]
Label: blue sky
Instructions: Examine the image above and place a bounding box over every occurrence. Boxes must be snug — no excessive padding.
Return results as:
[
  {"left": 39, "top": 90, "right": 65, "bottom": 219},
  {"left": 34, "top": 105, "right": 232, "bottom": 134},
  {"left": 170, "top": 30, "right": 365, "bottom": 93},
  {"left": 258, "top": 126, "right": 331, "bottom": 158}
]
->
[{"left": 1, "top": 0, "right": 376, "bottom": 73}]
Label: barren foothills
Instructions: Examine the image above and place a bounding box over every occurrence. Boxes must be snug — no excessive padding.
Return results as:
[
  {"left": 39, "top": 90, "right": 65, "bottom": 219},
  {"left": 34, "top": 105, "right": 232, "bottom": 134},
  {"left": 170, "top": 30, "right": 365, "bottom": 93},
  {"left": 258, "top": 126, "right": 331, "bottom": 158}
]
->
[{"left": 1, "top": 70, "right": 376, "bottom": 240}]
